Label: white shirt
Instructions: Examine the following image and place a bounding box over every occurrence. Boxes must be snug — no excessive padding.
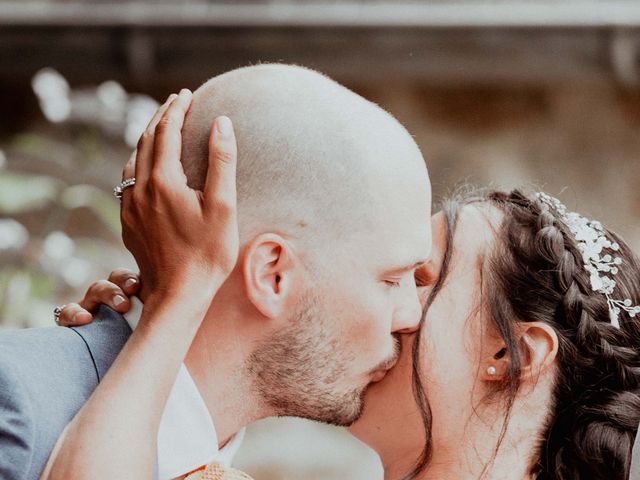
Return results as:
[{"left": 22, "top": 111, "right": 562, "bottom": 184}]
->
[{"left": 125, "top": 297, "right": 245, "bottom": 480}]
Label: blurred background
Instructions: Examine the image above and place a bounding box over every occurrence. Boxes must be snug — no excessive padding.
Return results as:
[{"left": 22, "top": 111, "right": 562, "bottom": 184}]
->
[{"left": 1, "top": 1, "right": 640, "bottom": 478}]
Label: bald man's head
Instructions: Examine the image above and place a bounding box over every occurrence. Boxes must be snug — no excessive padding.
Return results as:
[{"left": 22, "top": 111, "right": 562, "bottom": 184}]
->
[
  {"left": 176, "top": 65, "right": 432, "bottom": 425},
  {"left": 181, "top": 64, "right": 430, "bottom": 249}
]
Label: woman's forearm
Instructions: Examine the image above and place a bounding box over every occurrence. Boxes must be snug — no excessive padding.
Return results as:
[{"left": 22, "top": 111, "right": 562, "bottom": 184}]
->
[
  {"left": 44, "top": 287, "right": 216, "bottom": 480},
  {"left": 42, "top": 93, "right": 239, "bottom": 479}
]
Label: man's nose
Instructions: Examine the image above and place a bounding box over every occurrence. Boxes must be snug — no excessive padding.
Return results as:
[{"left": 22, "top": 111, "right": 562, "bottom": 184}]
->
[{"left": 391, "top": 290, "right": 422, "bottom": 334}]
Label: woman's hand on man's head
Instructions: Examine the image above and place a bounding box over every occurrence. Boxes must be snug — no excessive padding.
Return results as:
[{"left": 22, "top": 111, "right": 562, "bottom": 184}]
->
[
  {"left": 57, "top": 87, "right": 240, "bottom": 327},
  {"left": 120, "top": 89, "right": 240, "bottom": 303}
]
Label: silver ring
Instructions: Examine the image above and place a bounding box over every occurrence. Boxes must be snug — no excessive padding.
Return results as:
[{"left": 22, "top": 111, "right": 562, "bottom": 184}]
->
[
  {"left": 113, "top": 177, "right": 136, "bottom": 200},
  {"left": 53, "top": 305, "right": 64, "bottom": 325}
]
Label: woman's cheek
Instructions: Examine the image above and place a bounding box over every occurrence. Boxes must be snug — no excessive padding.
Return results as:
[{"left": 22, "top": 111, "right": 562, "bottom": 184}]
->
[{"left": 347, "top": 333, "right": 420, "bottom": 444}]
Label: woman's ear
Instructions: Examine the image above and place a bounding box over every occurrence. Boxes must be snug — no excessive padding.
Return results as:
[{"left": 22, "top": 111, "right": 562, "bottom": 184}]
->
[
  {"left": 516, "top": 322, "right": 559, "bottom": 381},
  {"left": 480, "top": 343, "right": 511, "bottom": 381},
  {"left": 480, "top": 322, "right": 558, "bottom": 382},
  {"left": 242, "top": 233, "right": 297, "bottom": 319}
]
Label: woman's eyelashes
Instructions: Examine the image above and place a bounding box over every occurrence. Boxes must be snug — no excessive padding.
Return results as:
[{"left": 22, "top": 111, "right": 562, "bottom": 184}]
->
[
  {"left": 384, "top": 265, "right": 435, "bottom": 289},
  {"left": 415, "top": 263, "right": 437, "bottom": 287}
]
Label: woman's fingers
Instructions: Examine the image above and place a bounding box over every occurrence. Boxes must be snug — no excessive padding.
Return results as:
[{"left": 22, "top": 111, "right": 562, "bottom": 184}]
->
[
  {"left": 151, "top": 88, "right": 192, "bottom": 182},
  {"left": 57, "top": 303, "right": 93, "bottom": 327},
  {"left": 78, "top": 280, "right": 132, "bottom": 314},
  {"left": 122, "top": 151, "right": 136, "bottom": 181},
  {"left": 57, "top": 271, "right": 138, "bottom": 327},
  {"left": 107, "top": 269, "right": 140, "bottom": 295},
  {"left": 119, "top": 152, "right": 137, "bottom": 206},
  {"left": 135, "top": 93, "right": 178, "bottom": 187},
  {"left": 204, "top": 116, "right": 238, "bottom": 213},
  {"left": 202, "top": 115, "right": 239, "bottom": 278}
]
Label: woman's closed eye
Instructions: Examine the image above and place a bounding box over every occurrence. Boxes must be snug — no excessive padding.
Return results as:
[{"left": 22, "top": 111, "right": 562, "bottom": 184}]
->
[{"left": 415, "top": 262, "right": 437, "bottom": 287}]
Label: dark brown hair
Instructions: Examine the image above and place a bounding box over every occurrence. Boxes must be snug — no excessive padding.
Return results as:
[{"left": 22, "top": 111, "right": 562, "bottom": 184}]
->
[
  {"left": 402, "top": 199, "right": 459, "bottom": 480},
  {"left": 407, "top": 188, "right": 640, "bottom": 479}
]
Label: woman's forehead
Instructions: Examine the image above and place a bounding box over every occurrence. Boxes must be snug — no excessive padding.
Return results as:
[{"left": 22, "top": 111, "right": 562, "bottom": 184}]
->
[
  {"left": 430, "top": 204, "right": 501, "bottom": 268},
  {"left": 424, "top": 205, "right": 501, "bottom": 337}
]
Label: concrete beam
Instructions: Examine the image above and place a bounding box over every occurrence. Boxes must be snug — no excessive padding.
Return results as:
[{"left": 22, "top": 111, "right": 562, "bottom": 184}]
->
[{"left": 2, "top": 2, "right": 640, "bottom": 28}]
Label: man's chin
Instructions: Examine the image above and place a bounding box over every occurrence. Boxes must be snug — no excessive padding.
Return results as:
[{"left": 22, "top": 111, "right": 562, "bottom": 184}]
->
[
  {"left": 345, "top": 376, "right": 392, "bottom": 436},
  {"left": 312, "top": 385, "right": 369, "bottom": 427}
]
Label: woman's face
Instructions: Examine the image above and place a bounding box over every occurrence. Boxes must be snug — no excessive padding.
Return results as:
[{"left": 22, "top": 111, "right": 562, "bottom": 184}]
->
[{"left": 348, "top": 205, "right": 499, "bottom": 474}]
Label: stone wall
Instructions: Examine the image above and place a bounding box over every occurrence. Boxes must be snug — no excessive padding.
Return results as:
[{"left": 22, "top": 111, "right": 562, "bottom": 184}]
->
[{"left": 362, "top": 82, "right": 640, "bottom": 248}]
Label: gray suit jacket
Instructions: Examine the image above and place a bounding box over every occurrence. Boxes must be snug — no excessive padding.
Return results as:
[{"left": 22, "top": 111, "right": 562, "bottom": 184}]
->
[{"left": 0, "top": 306, "right": 131, "bottom": 480}]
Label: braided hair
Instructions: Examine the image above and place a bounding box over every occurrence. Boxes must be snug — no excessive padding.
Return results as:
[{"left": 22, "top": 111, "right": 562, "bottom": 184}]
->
[
  {"left": 478, "top": 189, "right": 640, "bottom": 479},
  {"left": 405, "top": 188, "right": 640, "bottom": 479}
]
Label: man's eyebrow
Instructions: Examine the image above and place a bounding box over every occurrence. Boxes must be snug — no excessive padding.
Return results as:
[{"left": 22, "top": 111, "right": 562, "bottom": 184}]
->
[{"left": 384, "top": 259, "right": 428, "bottom": 274}]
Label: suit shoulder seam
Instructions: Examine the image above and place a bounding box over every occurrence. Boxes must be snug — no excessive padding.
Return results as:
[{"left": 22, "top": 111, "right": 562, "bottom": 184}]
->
[{"left": 69, "top": 328, "right": 100, "bottom": 383}]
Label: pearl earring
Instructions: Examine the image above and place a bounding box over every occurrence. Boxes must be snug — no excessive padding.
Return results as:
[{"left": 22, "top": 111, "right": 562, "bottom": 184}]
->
[{"left": 487, "top": 366, "right": 497, "bottom": 376}]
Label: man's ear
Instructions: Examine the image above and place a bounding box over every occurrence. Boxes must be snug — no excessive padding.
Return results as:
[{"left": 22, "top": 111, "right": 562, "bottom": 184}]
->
[
  {"left": 480, "top": 322, "right": 558, "bottom": 382},
  {"left": 242, "top": 233, "right": 297, "bottom": 319}
]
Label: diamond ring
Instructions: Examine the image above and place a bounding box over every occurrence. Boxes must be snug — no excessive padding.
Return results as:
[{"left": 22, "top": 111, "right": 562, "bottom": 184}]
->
[
  {"left": 53, "top": 305, "right": 64, "bottom": 325},
  {"left": 113, "top": 177, "right": 136, "bottom": 200}
]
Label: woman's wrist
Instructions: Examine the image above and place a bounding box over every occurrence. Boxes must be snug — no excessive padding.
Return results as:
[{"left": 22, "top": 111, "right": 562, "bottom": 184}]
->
[
  {"left": 143, "top": 290, "right": 212, "bottom": 318},
  {"left": 141, "top": 267, "right": 224, "bottom": 302},
  {"left": 138, "top": 277, "right": 222, "bottom": 331},
  {"left": 145, "top": 263, "right": 226, "bottom": 295}
]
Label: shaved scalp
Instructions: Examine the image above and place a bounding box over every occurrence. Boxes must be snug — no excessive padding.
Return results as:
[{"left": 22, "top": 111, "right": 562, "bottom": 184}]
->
[
  {"left": 178, "top": 65, "right": 431, "bottom": 425},
  {"left": 181, "top": 64, "right": 428, "bottom": 249}
]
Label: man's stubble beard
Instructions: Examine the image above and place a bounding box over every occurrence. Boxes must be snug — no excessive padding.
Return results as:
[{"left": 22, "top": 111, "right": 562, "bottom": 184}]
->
[{"left": 247, "top": 293, "right": 377, "bottom": 427}]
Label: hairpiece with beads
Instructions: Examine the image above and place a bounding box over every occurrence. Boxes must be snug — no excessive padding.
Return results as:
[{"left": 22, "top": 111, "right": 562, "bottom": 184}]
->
[{"left": 536, "top": 192, "right": 640, "bottom": 328}]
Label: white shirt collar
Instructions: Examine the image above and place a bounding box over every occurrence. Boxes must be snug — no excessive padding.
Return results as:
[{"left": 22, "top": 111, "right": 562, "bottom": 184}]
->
[{"left": 124, "top": 297, "right": 245, "bottom": 480}]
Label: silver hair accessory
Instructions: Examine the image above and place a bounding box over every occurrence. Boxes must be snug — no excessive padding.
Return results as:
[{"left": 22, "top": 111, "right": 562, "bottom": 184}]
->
[
  {"left": 53, "top": 305, "right": 64, "bottom": 325},
  {"left": 536, "top": 192, "right": 640, "bottom": 329},
  {"left": 113, "top": 177, "right": 136, "bottom": 200}
]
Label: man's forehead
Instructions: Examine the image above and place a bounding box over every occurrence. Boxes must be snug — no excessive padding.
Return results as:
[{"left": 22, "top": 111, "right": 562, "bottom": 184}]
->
[{"left": 375, "top": 226, "right": 432, "bottom": 273}]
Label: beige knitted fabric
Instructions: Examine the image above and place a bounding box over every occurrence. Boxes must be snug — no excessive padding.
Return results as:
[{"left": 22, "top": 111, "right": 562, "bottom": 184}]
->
[{"left": 184, "top": 462, "right": 254, "bottom": 480}]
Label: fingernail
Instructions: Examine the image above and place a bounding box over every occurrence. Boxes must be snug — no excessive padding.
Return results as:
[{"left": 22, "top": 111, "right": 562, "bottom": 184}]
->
[
  {"left": 124, "top": 278, "right": 138, "bottom": 289},
  {"left": 113, "top": 295, "right": 126, "bottom": 307},
  {"left": 167, "top": 93, "right": 178, "bottom": 102},
  {"left": 216, "top": 116, "right": 232, "bottom": 136},
  {"left": 179, "top": 88, "right": 192, "bottom": 99},
  {"left": 70, "top": 313, "right": 77, "bottom": 325}
]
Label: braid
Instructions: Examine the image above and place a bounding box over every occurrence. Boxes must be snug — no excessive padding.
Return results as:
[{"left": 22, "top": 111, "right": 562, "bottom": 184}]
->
[{"left": 484, "top": 189, "right": 640, "bottom": 479}]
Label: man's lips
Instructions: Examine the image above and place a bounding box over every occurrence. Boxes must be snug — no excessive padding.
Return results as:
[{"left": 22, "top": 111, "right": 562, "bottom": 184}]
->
[{"left": 369, "top": 339, "right": 401, "bottom": 383}]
